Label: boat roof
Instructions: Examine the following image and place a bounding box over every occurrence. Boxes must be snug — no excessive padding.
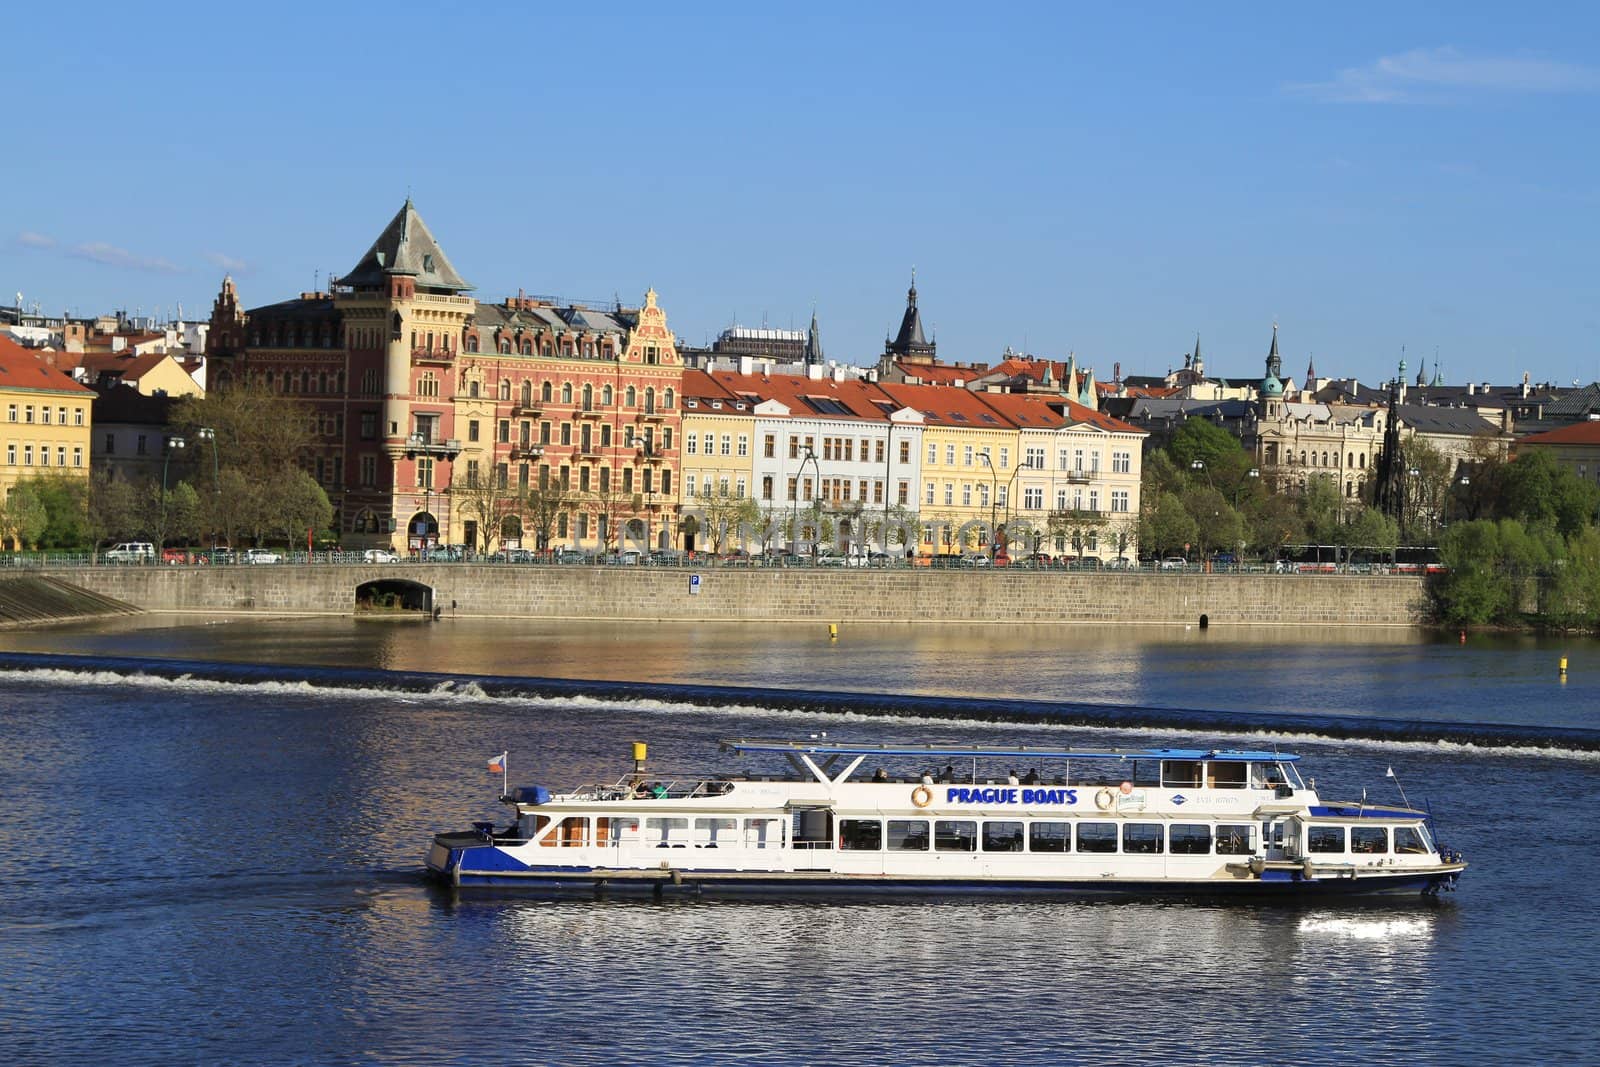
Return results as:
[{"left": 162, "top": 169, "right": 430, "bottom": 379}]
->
[{"left": 719, "top": 739, "right": 1300, "bottom": 763}]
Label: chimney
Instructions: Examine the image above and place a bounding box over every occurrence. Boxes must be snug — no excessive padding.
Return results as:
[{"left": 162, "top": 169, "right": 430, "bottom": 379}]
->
[
  {"left": 1467, "top": 382, "right": 1476, "bottom": 395},
  {"left": 807, "top": 363, "right": 824, "bottom": 380},
  {"left": 738, "top": 355, "right": 753, "bottom": 376}
]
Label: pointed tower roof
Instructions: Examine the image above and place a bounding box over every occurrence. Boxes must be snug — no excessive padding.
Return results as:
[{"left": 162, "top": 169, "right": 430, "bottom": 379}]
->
[
  {"left": 339, "top": 199, "right": 472, "bottom": 293},
  {"left": 1078, "top": 367, "right": 1098, "bottom": 409},
  {"left": 1305, "top": 353, "right": 1317, "bottom": 383},
  {"left": 886, "top": 270, "right": 935, "bottom": 360},
  {"left": 1260, "top": 324, "right": 1284, "bottom": 398},
  {"left": 805, "top": 307, "right": 825, "bottom": 366}
]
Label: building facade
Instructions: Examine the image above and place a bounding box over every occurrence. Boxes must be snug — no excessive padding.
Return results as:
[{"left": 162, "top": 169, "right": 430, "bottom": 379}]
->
[{"left": 0, "top": 336, "right": 94, "bottom": 544}]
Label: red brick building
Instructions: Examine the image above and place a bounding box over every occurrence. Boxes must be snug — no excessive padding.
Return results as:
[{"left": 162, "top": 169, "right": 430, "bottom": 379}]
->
[{"left": 205, "top": 200, "right": 684, "bottom": 551}]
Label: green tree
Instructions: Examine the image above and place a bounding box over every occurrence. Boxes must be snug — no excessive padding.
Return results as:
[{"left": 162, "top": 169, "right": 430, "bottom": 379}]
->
[
  {"left": 1547, "top": 527, "right": 1600, "bottom": 627},
  {"left": 276, "top": 471, "right": 334, "bottom": 548},
  {"left": 1245, "top": 493, "right": 1304, "bottom": 559},
  {"left": 1344, "top": 507, "right": 1399, "bottom": 557},
  {"left": 1141, "top": 491, "right": 1197, "bottom": 558},
  {"left": 88, "top": 472, "right": 140, "bottom": 548},
  {"left": 139, "top": 479, "right": 201, "bottom": 549},
  {"left": 1435, "top": 520, "right": 1511, "bottom": 624},
  {"left": 0, "top": 482, "right": 48, "bottom": 550},
  {"left": 1180, "top": 484, "right": 1244, "bottom": 558},
  {"left": 1499, "top": 449, "right": 1600, "bottom": 537}
]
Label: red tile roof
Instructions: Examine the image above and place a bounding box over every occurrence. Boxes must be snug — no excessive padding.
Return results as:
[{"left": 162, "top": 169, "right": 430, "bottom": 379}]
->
[
  {"left": 698, "top": 370, "right": 898, "bottom": 422},
  {"left": 1518, "top": 421, "right": 1600, "bottom": 446},
  {"left": 974, "top": 390, "right": 1144, "bottom": 434},
  {"left": 892, "top": 360, "right": 984, "bottom": 385},
  {"left": 77, "top": 350, "right": 175, "bottom": 382},
  {"left": 0, "top": 336, "right": 94, "bottom": 394}
]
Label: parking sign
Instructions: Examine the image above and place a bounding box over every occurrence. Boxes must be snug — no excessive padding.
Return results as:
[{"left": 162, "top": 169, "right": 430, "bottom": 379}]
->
[{"left": 689, "top": 574, "right": 702, "bottom": 596}]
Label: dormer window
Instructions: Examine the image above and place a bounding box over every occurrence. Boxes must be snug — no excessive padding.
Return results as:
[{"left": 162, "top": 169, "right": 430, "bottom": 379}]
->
[{"left": 423, "top": 254, "right": 435, "bottom": 273}]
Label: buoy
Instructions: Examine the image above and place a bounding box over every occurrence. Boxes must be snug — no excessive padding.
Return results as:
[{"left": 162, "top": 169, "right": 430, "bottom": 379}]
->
[
  {"left": 828, "top": 623, "right": 838, "bottom": 640},
  {"left": 1559, "top": 656, "right": 1568, "bottom": 677},
  {"left": 1459, "top": 630, "right": 1466, "bottom": 644}
]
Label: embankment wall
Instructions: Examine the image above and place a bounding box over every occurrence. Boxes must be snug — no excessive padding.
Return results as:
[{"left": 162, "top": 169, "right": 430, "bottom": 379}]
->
[{"left": 34, "top": 566, "right": 1432, "bottom": 626}]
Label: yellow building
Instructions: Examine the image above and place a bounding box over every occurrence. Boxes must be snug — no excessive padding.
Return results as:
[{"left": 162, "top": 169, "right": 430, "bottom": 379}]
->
[
  {"left": 0, "top": 337, "right": 95, "bottom": 544},
  {"left": 679, "top": 370, "right": 760, "bottom": 552}
]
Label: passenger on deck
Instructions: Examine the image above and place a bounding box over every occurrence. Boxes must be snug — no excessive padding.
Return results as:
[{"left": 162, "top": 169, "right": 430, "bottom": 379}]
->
[
  {"left": 650, "top": 782, "right": 669, "bottom": 799},
  {"left": 941, "top": 764, "right": 957, "bottom": 783},
  {"left": 1007, "top": 769, "right": 1020, "bottom": 785},
  {"left": 633, "top": 781, "right": 651, "bottom": 799},
  {"left": 873, "top": 767, "right": 889, "bottom": 782},
  {"left": 1021, "top": 768, "right": 1040, "bottom": 785},
  {"left": 921, "top": 771, "right": 935, "bottom": 786}
]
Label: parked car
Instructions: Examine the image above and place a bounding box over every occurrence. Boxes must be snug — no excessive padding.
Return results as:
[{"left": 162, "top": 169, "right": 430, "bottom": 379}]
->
[
  {"left": 958, "top": 553, "right": 992, "bottom": 568},
  {"left": 1160, "top": 557, "right": 1188, "bottom": 570},
  {"left": 497, "top": 548, "right": 534, "bottom": 563},
  {"left": 105, "top": 542, "right": 155, "bottom": 563},
  {"left": 362, "top": 548, "right": 399, "bottom": 564},
  {"left": 162, "top": 548, "right": 196, "bottom": 565},
  {"left": 607, "top": 550, "right": 642, "bottom": 565},
  {"left": 1104, "top": 557, "right": 1133, "bottom": 570},
  {"left": 555, "top": 549, "right": 588, "bottom": 564},
  {"left": 867, "top": 551, "right": 894, "bottom": 567},
  {"left": 648, "top": 550, "right": 683, "bottom": 566},
  {"left": 242, "top": 548, "right": 282, "bottom": 565}
]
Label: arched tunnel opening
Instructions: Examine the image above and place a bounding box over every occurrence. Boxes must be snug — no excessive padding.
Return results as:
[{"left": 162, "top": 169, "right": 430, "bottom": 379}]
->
[{"left": 355, "top": 579, "right": 435, "bottom": 614}]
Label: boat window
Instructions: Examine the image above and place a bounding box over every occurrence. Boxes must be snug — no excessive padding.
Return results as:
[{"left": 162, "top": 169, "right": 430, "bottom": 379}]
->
[
  {"left": 1075, "top": 822, "right": 1118, "bottom": 853},
  {"left": 838, "top": 819, "right": 882, "bottom": 851},
  {"left": 983, "top": 821, "right": 1025, "bottom": 852},
  {"left": 1029, "top": 822, "right": 1069, "bottom": 853},
  {"left": 542, "top": 816, "right": 588, "bottom": 847},
  {"left": 1393, "top": 826, "right": 1428, "bottom": 854},
  {"left": 644, "top": 816, "right": 690, "bottom": 848},
  {"left": 1307, "top": 826, "right": 1346, "bottom": 853},
  {"left": 1169, "top": 824, "right": 1212, "bottom": 854},
  {"left": 596, "top": 817, "right": 638, "bottom": 844},
  {"left": 743, "top": 817, "right": 785, "bottom": 849},
  {"left": 1215, "top": 824, "right": 1253, "bottom": 855},
  {"left": 887, "top": 819, "right": 930, "bottom": 851},
  {"left": 1351, "top": 826, "right": 1388, "bottom": 854},
  {"left": 1123, "top": 823, "right": 1164, "bottom": 855},
  {"left": 1130, "top": 760, "right": 1161, "bottom": 788},
  {"left": 1207, "top": 762, "right": 1248, "bottom": 789},
  {"left": 1251, "top": 763, "right": 1289, "bottom": 790},
  {"left": 935, "top": 820, "right": 977, "bottom": 852},
  {"left": 1161, "top": 760, "right": 1203, "bottom": 788},
  {"left": 694, "top": 817, "right": 738, "bottom": 848}
]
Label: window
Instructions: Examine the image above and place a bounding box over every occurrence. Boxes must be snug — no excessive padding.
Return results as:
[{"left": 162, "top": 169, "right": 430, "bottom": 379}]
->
[
  {"left": 417, "top": 457, "right": 434, "bottom": 489},
  {"left": 945, "top": 445, "right": 955, "bottom": 465},
  {"left": 5, "top": 404, "right": 14, "bottom": 422},
  {"left": 927, "top": 443, "right": 937, "bottom": 465},
  {"left": 702, "top": 433, "right": 714, "bottom": 456},
  {"left": 72, "top": 446, "right": 82, "bottom": 468},
  {"left": 1113, "top": 450, "right": 1131, "bottom": 473},
  {"left": 4, "top": 444, "right": 12, "bottom": 464},
  {"left": 764, "top": 434, "right": 776, "bottom": 458},
  {"left": 644, "top": 817, "right": 689, "bottom": 848},
  {"left": 360, "top": 412, "right": 377, "bottom": 440},
  {"left": 1111, "top": 490, "right": 1129, "bottom": 513},
  {"left": 961, "top": 484, "right": 971, "bottom": 506},
  {"left": 737, "top": 434, "right": 749, "bottom": 457},
  {"left": 900, "top": 441, "right": 910, "bottom": 463},
  {"left": 786, "top": 477, "right": 796, "bottom": 501},
  {"left": 934, "top": 820, "right": 977, "bottom": 852},
  {"left": 1075, "top": 822, "right": 1118, "bottom": 853},
  {"left": 963, "top": 445, "right": 973, "bottom": 467},
  {"left": 692, "top": 817, "right": 737, "bottom": 848},
  {"left": 943, "top": 483, "right": 953, "bottom": 506},
  {"left": 1169, "top": 824, "right": 1212, "bottom": 855},
  {"left": 983, "top": 821, "right": 1025, "bottom": 852},
  {"left": 897, "top": 481, "right": 909, "bottom": 505},
  {"left": 1074, "top": 448, "right": 1084, "bottom": 471},
  {"left": 103, "top": 433, "right": 115, "bottom": 454},
  {"left": 468, "top": 420, "right": 480, "bottom": 442},
  {"left": 56, "top": 446, "right": 65, "bottom": 467},
  {"left": 465, "top": 460, "right": 480, "bottom": 487},
  {"left": 136, "top": 434, "right": 147, "bottom": 456},
  {"left": 762, "top": 475, "right": 773, "bottom": 500},
  {"left": 1215, "top": 824, "right": 1253, "bottom": 855},
  {"left": 1122, "top": 824, "right": 1164, "bottom": 854},
  {"left": 40, "top": 406, "right": 50, "bottom": 425},
  {"left": 1308, "top": 826, "right": 1346, "bottom": 853},
  {"left": 886, "top": 820, "right": 929, "bottom": 851},
  {"left": 720, "top": 435, "right": 731, "bottom": 457},
  {"left": 1026, "top": 447, "right": 1046, "bottom": 470},
  {"left": 24, "top": 406, "right": 33, "bottom": 423},
  {"left": 925, "top": 482, "right": 934, "bottom": 505},
  {"left": 839, "top": 819, "right": 881, "bottom": 850},
  {"left": 1352, "top": 827, "right": 1389, "bottom": 854},
  {"left": 74, "top": 407, "right": 84, "bottom": 426},
  {"left": 22, "top": 445, "right": 32, "bottom": 465},
  {"left": 1024, "top": 488, "right": 1043, "bottom": 510},
  {"left": 1393, "top": 826, "right": 1428, "bottom": 854},
  {"left": 360, "top": 455, "right": 377, "bottom": 487},
  {"left": 1029, "top": 822, "right": 1069, "bottom": 853}
]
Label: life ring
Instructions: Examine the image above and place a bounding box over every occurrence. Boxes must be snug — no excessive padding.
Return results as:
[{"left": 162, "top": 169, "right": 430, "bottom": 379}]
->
[
  {"left": 1119, "top": 780, "right": 1134, "bottom": 795},
  {"left": 1094, "top": 788, "right": 1116, "bottom": 811},
  {"left": 910, "top": 785, "right": 933, "bottom": 808}
]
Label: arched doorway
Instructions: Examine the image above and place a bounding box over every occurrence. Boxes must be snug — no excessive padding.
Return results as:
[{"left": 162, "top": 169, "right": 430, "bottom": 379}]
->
[
  {"left": 501, "top": 514, "right": 523, "bottom": 550},
  {"left": 408, "top": 511, "right": 438, "bottom": 552}
]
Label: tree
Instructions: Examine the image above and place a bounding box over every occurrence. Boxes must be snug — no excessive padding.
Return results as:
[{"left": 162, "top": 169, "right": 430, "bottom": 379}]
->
[
  {"left": 88, "top": 472, "right": 140, "bottom": 549},
  {"left": 1436, "top": 520, "right": 1511, "bottom": 624},
  {"left": 1344, "top": 507, "right": 1399, "bottom": 558},
  {"left": 524, "top": 481, "right": 579, "bottom": 553},
  {"left": 455, "top": 471, "right": 521, "bottom": 554},
  {"left": 139, "top": 479, "right": 201, "bottom": 549},
  {"left": 1180, "top": 484, "right": 1244, "bottom": 558},
  {"left": 1048, "top": 508, "right": 1105, "bottom": 558},
  {"left": 275, "top": 471, "right": 334, "bottom": 548},
  {"left": 691, "top": 487, "right": 760, "bottom": 554},
  {"left": 1141, "top": 491, "right": 1197, "bottom": 558},
  {"left": 0, "top": 483, "right": 48, "bottom": 550},
  {"left": 15, "top": 474, "right": 91, "bottom": 549},
  {"left": 587, "top": 483, "right": 637, "bottom": 552},
  {"left": 1244, "top": 493, "right": 1303, "bottom": 558}
]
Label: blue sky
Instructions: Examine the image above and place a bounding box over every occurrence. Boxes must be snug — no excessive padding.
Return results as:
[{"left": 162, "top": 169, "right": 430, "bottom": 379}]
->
[{"left": 4, "top": 2, "right": 1598, "bottom": 387}]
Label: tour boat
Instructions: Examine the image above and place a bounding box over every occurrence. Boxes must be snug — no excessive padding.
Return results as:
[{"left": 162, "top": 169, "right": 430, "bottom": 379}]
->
[{"left": 425, "top": 739, "right": 1466, "bottom": 899}]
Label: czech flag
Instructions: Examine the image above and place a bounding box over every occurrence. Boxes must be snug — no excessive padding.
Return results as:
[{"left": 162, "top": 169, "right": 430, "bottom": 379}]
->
[{"left": 487, "top": 752, "right": 506, "bottom": 774}]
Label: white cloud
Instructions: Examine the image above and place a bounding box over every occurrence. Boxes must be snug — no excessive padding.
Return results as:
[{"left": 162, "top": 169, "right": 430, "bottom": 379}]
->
[
  {"left": 68, "top": 241, "right": 183, "bottom": 274},
  {"left": 204, "top": 251, "right": 252, "bottom": 274},
  {"left": 1287, "top": 46, "right": 1600, "bottom": 103},
  {"left": 15, "top": 231, "right": 56, "bottom": 249}
]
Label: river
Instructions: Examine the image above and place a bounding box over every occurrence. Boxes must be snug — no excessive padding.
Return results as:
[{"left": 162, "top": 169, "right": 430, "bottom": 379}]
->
[{"left": 0, "top": 616, "right": 1595, "bottom": 1065}]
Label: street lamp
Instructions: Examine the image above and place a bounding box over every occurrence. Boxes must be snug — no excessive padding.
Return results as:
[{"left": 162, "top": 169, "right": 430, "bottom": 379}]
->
[
  {"left": 978, "top": 451, "right": 998, "bottom": 556},
  {"left": 196, "top": 427, "right": 220, "bottom": 556},
  {"left": 798, "top": 446, "right": 820, "bottom": 560},
  {"left": 161, "top": 435, "right": 187, "bottom": 559}
]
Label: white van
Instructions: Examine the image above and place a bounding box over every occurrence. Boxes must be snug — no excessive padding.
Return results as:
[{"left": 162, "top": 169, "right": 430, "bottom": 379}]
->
[{"left": 105, "top": 542, "right": 155, "bottom": 563}]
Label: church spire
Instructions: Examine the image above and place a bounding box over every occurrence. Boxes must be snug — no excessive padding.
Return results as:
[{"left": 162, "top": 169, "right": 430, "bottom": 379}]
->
[
  {"left": 805, "top": 306, "right": 825, "bottom": 366},
  {"left": 886, "top": 269, "right": 935, "bottom": 362}
]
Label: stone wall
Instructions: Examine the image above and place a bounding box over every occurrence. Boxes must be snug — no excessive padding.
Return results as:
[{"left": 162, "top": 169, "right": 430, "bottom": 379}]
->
[{"left": 38, "top": 565, "right": 1431, "bottom": 626}]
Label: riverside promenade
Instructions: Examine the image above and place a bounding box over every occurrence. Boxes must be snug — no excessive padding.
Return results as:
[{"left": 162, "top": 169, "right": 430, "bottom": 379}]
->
[{"left": 30, "top": 564, "right": 1431, "bottom": 626}]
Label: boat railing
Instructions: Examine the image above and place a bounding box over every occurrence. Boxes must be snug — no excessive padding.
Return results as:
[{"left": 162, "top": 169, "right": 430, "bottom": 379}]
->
[{"left": 562, "top": 776, "right": 743, "bottom": 802}]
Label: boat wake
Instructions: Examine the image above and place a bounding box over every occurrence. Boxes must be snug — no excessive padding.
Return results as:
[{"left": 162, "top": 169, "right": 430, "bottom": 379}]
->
[{"left": 2, "top": 651, "right": 1596, "bottom": 762}]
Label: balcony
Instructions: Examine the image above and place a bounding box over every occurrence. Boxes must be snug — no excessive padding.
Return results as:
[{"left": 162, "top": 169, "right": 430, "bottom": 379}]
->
[
  {"left": 1063, "top": 471, "right": 1093, "bottom": 484},
  {"left": 576, "top": 406, "right": 607, "bottom": 420},
  {"left": 636, "top": 408, "right": 668, "bottom": 422},
  {"left": 410, "top": 346, "right": 455, "bottom": 366},
  {"left": 635, "top": 444, "right": 669, "bottom": 464},
  {"left": 402, "top": 434, "right": 463, "bottom": 460},
  {"left": 510, "top": 401, "right": 542, "bottom": 417},
  {"left": 510, "top": 443, "right": 545, "bottom": 459}
]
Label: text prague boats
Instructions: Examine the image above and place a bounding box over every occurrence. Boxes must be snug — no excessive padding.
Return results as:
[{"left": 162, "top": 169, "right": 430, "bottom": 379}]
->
[{"left": 426, "top": 739, "right": 1466, "bottom": 899}]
